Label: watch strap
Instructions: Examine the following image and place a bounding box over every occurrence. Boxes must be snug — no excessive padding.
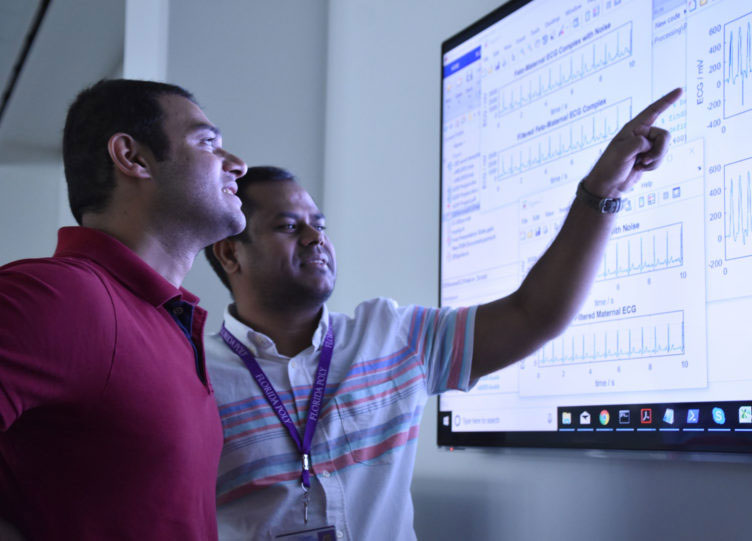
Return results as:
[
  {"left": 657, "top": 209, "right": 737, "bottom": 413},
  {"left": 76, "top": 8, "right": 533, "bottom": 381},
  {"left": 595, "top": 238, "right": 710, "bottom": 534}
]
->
[{"left": 576, "top": 180, "right": 622, "bottom": 214}]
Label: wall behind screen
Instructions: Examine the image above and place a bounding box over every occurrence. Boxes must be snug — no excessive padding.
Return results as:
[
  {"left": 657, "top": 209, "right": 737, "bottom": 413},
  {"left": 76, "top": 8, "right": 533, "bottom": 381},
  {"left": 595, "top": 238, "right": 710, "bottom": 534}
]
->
[
  {"left": 324, "top": 1, "right": 750, "bottom": 539},
  {"left": 168, "top": 0, "right": 328, "bottom": 332}
]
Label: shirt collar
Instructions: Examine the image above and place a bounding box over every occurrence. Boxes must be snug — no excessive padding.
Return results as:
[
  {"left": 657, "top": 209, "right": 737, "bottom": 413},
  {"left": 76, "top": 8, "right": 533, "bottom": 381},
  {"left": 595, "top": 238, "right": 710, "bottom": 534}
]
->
[
  {"left": 310, "top": 304, "right": 330, "bottom": 350},
  {"left": 53, "top": 226, "right": 198, "bottom": 308},
  {"left": 222, "top": 304, "right": 330, "bottom": 359}
]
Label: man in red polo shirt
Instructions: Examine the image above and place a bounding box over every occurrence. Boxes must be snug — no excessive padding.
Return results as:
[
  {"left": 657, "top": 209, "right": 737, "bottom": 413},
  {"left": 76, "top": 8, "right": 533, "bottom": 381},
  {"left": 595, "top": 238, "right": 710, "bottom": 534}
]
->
[{"left": 0, "top": 80, "right": 247, "bottom": 539}]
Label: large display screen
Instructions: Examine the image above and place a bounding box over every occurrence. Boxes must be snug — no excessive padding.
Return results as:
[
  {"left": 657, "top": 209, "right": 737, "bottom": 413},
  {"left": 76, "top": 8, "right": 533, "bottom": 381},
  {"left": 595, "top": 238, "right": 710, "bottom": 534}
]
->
[{"left": 438, "top": 0, "right": 752, "bottom": 453}]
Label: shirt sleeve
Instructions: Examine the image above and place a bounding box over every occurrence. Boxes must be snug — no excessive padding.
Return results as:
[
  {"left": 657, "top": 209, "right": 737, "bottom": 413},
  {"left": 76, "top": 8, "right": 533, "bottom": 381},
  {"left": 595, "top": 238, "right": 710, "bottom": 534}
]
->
[
  {"left": 395, "top": 302, "right": 478, "bottom": 395},
  {"left": 0, "top": 259, "right": 116, "bottom": 431}
]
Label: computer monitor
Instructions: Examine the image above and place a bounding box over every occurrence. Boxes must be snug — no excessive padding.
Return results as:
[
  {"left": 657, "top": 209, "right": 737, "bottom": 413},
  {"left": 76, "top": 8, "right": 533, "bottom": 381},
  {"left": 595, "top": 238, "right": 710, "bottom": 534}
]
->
[{"left": 439, "top": 0, "right": 752, "bottom": 453}]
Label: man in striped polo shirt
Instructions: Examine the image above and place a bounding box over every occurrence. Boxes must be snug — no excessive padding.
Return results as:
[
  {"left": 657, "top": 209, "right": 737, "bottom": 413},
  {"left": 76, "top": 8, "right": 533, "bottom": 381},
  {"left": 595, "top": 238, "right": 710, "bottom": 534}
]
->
[{"left": 204, "top": 89, "right": 681, "bottom": 540}]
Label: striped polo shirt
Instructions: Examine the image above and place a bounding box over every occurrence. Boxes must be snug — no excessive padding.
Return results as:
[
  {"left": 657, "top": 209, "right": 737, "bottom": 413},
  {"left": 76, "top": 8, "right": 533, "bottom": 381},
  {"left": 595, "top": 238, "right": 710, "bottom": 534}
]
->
[{"left": 205, "top": 297, "right": 476, "bottom": 541}]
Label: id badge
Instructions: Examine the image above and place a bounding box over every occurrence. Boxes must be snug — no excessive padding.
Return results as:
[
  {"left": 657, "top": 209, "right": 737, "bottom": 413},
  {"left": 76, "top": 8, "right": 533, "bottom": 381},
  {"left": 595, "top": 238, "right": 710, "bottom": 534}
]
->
[{"left": 274, "top": 525, "right": 337, "bottom": 540}]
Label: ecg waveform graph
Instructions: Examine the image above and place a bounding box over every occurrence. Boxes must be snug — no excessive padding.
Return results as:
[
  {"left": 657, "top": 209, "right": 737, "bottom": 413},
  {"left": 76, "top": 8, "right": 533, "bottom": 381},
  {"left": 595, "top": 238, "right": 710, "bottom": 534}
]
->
[
  {"left": 597, "top": 223, "right": 683, "bottom": 281},
  {"left": 487, "top": 23, "right": 632, "bottom": 119},
  {"left": 487, "top": 98, "right": 631, "bottom": 182},
  {"left": 724, "top": 157, "right": 752, "bottom": 260},
  {"left": 724, "top": 12, "right": 752, "bottom": 118},
  {"left": 534, "top": 311, "right": 685, "bottom": 367}
]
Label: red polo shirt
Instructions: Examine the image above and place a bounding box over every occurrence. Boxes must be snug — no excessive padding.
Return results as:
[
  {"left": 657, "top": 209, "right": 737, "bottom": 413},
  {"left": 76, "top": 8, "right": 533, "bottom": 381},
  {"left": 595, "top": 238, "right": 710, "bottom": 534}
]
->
[{"left": 0, "top": 227, "right": 222, "bottom": 540}]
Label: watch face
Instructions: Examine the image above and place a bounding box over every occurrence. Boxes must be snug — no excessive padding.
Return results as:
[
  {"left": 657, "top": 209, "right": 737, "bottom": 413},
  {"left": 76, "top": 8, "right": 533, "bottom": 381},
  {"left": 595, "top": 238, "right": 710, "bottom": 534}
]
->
[
  {"left": 577, "top": 181, "right": 621, "bottom": 213},
  {"left": 601, "top": 198, "right": 621, "bottom": 213}
]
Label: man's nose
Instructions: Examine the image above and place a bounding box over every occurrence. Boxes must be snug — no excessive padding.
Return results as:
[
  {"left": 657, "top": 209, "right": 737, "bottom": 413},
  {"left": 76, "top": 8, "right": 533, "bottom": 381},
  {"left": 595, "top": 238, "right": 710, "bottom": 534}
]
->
[
  {"left": 222, "top": 150, "right": 248, "bottom": 179},
  {"left": 300, "top": 224, "right": 324, "bottom": 245}
]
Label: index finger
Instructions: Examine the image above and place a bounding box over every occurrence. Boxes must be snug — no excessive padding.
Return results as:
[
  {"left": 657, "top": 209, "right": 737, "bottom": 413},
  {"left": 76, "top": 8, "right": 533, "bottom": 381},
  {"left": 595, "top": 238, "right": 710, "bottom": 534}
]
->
[{"left": 633, "top": 87, "right": 683, "bottom": 126}]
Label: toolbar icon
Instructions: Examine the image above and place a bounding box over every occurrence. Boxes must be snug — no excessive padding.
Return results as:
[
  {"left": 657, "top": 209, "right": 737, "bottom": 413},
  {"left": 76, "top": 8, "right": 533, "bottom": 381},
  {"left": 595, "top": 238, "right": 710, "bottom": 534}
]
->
[
  {"left": 640, "top": 408, "right": 652, "bottom": 424},
  {"left": 687, "top": 409, "right": 700, "bottom": 424},
  {"left": 739, "top": 406, "right": 752, "bottom": 424}
]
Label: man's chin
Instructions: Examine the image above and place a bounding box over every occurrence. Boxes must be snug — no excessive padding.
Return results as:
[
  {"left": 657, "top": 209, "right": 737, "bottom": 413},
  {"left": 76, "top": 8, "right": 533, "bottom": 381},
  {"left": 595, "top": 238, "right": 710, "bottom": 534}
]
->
[
  {"left": 302, "top": 279, "right": 335, "bottom": 307},
  {"left": 266, "top": 276, "right": 335, "bottom": 309},
  {"left": 309, "top": 284, "right": 334, "bottom": 305},
  {"left": 227, "top": 211, "right": 247, "bottom": 236}
]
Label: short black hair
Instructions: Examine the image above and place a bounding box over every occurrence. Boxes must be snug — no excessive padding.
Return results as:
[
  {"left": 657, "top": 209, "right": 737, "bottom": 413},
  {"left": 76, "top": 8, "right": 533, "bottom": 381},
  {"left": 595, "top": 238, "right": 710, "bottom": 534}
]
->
[
  {"left": 205, "top": 166, "right": 297, "bottom": 292},
  {"left": 62, "top": 79, "right": 196, "bottom": 224}
]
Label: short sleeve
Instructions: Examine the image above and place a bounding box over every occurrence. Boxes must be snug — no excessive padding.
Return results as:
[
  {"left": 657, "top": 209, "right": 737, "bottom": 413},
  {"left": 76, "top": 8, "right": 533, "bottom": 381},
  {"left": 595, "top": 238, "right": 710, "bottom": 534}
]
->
[
  {"left": 392, "top": 302, "right": 478, "bottom": 395},
  {"left": 0, "top": 259, "right": 116, "bottom": 431}
]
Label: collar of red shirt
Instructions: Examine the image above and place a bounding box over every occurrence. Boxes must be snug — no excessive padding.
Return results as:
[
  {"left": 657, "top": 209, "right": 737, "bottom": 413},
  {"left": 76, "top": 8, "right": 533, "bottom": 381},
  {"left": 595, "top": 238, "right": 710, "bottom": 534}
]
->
[{"left": 53, "top": 226, "right": 199, "bottom": 308}]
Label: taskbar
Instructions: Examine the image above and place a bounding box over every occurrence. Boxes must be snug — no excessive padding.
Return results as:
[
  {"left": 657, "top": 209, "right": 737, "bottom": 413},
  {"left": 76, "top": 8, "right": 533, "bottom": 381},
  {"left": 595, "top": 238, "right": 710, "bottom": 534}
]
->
[
  {"left": 437, "top": 400, "right": 752, "bottom": 453},
  {"left": 557, "top": 400, "right": 752, "bottom": 433}
]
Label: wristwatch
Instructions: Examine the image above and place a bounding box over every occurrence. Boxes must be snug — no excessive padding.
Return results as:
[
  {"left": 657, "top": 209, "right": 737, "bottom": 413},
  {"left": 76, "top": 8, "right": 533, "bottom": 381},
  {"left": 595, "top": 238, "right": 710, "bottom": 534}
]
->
[{"left": 576, "top": 180, "right": 622, "bottom": 214}]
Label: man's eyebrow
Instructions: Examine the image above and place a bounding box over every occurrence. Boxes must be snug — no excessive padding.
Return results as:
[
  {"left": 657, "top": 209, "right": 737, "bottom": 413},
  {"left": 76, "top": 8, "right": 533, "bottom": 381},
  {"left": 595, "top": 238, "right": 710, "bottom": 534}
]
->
[
  {"left": 275, "top": 211, "right": 300, "bottom": 220},
  {"left": 188, "top": 122, "right": 221, "bottom": 137},
  {"left": 274, "top": 211, "right": 326, "bottom": 220}
]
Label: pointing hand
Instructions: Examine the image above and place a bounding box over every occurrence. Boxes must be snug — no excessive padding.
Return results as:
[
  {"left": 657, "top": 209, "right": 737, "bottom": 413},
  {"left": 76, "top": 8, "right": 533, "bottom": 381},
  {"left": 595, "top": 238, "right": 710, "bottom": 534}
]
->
[{"left": 584, "top": 88, "right": 683, "bottom": 197}]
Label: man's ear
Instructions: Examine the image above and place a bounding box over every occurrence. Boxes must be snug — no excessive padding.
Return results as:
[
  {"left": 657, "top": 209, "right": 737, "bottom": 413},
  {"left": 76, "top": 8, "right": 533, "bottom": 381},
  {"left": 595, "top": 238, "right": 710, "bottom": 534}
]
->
[
  {"left": 107, "top": 133, "right": 152, "bottom": 179},
  {"left": 213, "top": 239, "right": 242, "bottom": 276}
]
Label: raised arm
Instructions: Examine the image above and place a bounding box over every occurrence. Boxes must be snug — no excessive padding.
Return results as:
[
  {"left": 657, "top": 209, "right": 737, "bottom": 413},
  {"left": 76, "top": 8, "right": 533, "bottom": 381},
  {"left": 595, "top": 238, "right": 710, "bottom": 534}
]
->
[{"left": 471, "top": 88, "right": 683, "bottom": 380}]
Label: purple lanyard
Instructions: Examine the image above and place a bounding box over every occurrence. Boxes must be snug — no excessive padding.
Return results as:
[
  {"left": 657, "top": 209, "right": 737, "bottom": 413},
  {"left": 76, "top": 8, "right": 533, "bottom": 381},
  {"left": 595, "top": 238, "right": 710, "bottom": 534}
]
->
[{"left": 219, "top": 319, "right": 334, "bottom": 490}]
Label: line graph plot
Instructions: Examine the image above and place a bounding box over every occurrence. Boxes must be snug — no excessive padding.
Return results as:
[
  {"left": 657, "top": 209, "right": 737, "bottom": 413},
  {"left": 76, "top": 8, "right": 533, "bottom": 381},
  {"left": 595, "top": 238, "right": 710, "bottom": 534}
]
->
[
  {"left": 724, "top": 156, "right": 752, "bottom": 260},
  {"left": 598, "top": 223, "right": 683, "bottom": 281},
  {"left": 486, "top": 98, "right": 631, "bottom": 182},
  {"left": 487, "top": 23, "right": 633, "bottom": 119},
  {"left": 534, "top": 311, "right": 685, "bottom": 368},
  {"left": 724, "top": 11, "right": 752, "bottom": 118}
]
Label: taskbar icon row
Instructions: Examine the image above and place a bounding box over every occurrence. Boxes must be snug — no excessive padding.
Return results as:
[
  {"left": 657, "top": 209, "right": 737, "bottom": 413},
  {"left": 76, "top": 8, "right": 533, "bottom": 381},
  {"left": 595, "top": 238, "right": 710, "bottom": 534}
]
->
[{"left": 557, "top": 400, "right": 752, "bottom": 432}]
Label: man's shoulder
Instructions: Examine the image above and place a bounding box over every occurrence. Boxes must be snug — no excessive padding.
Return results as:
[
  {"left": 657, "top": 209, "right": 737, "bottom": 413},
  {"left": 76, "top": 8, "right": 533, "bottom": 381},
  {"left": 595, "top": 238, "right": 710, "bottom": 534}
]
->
[
  {"left": 0, "top": 256, "right": 118, "bottom": 389},
  {"left": 346, "top": 297, "right": 433, "bottom": 323},
  {"left": 2, "top": 254, "right": 106, "bottom": 281},
  {"left": 346, "top": 297, "right": 400, "bottom": 319},
  {"left": 0, "top": 255, "right": 115, "bottom": 312},
  {"left": 332, "top": 297, "right": 435, "bottom": 341}
]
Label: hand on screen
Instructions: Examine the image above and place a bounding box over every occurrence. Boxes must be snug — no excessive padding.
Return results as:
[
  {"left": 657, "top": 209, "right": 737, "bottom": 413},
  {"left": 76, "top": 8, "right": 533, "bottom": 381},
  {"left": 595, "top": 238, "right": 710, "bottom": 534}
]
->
[{"left": 584, "top": 87, "right": 683, "bottom": 198}]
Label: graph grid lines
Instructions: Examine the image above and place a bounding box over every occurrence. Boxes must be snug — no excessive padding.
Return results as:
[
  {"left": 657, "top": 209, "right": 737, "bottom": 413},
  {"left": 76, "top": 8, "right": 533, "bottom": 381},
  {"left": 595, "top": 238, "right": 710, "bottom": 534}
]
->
[
  {"left": 486, "top": 22, "right": 633, "bottom": 119},
  {"left": 534, "top": 311, "right": 686, "bottom": 367},
  {"left": 597, "top": 223, "right": 684, "bottom": 281},
  {"left": 724, "top": 156, "right": 752, "bottom": 260},
  {"left": 724, "top": 10, "right": 752, "bottom": 118},
  {"left": 487, "top": 98, "right": 632, "bottom": 182}
]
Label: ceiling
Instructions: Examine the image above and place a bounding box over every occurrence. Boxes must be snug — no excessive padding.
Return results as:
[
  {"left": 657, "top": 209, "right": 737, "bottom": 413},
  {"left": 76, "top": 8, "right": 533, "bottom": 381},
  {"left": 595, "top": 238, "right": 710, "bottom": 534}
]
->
[
  {"left": 0, "top": 1, "right": 39, "bottom": 112},
  {"left": 0, "top": 0, "right": 124, "bottom": 164}
]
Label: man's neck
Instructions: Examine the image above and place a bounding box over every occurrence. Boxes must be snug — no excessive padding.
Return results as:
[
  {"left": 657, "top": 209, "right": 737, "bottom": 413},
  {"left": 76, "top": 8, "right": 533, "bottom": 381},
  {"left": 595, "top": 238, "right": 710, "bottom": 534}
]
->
[
  {"left": 127, "top": 230, "right": 195, "bottom": 287},
  {"left": 233, "top": 303, "right": 323, "bottom": 358},
  {"left": 82, "top": 214, "right": 195, "bottom": 287}
]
